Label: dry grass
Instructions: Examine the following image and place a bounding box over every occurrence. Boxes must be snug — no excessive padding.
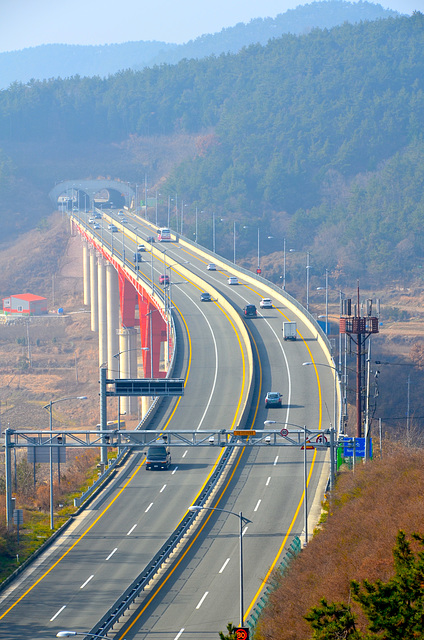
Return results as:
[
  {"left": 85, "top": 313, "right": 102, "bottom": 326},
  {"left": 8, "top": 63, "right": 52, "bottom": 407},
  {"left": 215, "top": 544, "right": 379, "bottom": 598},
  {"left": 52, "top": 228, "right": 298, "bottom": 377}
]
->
[{"left": 255, "top": 445, "right": 424, "bottom": 640}]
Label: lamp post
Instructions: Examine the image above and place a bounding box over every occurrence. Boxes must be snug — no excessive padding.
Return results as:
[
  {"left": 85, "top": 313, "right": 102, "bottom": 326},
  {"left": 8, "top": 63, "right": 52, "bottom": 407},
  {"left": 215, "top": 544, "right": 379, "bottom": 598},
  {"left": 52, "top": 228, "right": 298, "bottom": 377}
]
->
[
  {"left": 212, "top": 212, "right": 216, "bottom": 253},
  {"left": 188, "top": 505, "right": 252, "bottom": 626},
  {"left": 195, "top": 207, "right": 198, "bottom": 243},
  {"left": 43, "top": 396, "right": 87, "bottom": 530},
  {"left": 306, "top": 251, "right": 311, "bottom": 312},
  {"left": 316, "top": 268, "right": 329, "bottom": 335},
  {"left": 303, "top": 361, "right": 339, "bottom": 435},
  {"left": 155, "top": 190, "right": 160, "bottom": 226},
  {"left": 257, "top": 227, "right": 260, "bottom": 272}
]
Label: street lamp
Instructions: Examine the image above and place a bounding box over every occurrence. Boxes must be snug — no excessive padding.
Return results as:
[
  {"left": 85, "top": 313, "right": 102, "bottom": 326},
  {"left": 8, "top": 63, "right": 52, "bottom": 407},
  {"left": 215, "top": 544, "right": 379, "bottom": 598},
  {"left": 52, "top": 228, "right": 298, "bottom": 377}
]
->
[
  {"left": 306, "top": 251, "right": 311, "bottom": 312},
  {"left": 316, "top": 269, "right": 329, "bottom": 335},
  {"left": 188, "top": 504, "right": 252, "bottom": 626},
  {"left": 303, "top": 361, "right": 339, "bottom": 457},
  {"left": 43, "top": 396, "right": 87, "bottom": 530}
]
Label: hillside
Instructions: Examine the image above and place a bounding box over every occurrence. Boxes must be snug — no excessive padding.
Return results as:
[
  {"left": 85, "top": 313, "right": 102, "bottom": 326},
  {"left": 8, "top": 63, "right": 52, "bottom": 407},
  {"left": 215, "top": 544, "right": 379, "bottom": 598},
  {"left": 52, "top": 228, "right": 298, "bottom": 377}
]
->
[
  {"left": 0, "top": 12, "right": 423, "bottom": 289},
  {"left": 254, "top": 445, "right": 424, "bottom": 639},
  {"left": 0, "top": 1, "right": 400, "bottom": 89}
]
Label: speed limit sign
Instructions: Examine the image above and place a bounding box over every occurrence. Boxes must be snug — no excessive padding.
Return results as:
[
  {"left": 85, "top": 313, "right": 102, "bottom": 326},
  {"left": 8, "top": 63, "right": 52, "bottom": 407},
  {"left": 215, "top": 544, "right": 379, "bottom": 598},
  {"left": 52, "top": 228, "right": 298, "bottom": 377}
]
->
[{"left": 280, "top": 428, "right": 289, "bottom": 437}]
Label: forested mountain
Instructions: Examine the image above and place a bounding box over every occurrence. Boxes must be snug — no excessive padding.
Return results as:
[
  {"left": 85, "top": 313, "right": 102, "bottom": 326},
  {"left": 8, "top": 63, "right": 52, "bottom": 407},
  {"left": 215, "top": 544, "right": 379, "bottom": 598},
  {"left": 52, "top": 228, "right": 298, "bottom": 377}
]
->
[
  {"left": 0, "top": 1, "right": 400, "bottom": 90},
  {"left": 0, "top": 11, "right": 423, "bottom": 286}
]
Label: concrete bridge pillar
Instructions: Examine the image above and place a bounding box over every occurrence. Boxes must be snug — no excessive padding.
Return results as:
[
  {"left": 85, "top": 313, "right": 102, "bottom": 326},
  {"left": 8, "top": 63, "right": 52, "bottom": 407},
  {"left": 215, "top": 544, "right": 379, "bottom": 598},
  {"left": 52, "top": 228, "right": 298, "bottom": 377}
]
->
[
  {"left": 90, "top": 249, "right": 98, "bottom": 332},
  {"left": 98, "top": 257, "right": 107, "bottom": 367},
  {"left": 82, "top": 240, "right": 90, "bottom": 306},
  {"left": 141, "top": 395, "right": 152, "bottom": 417},
  {"left": 118, "top": 328, "right": 138, "bottom": 416},
  {"left": 106, "top": 263, "right": 120, "bottom": 377}
]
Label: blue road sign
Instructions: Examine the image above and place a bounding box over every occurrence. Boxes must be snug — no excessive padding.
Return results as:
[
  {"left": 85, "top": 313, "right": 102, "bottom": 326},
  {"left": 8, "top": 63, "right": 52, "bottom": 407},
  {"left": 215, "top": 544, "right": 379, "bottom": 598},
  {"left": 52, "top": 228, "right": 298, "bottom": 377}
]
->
[{"left": 342, "top": 437, "right": 372, "bottom": 458}]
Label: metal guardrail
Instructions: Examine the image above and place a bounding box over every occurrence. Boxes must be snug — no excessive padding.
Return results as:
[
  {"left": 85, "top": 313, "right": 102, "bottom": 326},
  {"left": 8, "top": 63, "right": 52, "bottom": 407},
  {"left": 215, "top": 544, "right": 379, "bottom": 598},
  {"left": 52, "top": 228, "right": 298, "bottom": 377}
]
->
[
  {"left": 246, "top": 536, "right": 302, "bottom": 631},
  {"left": 88, "top": 436, "right": 237, "bottom": 639}
]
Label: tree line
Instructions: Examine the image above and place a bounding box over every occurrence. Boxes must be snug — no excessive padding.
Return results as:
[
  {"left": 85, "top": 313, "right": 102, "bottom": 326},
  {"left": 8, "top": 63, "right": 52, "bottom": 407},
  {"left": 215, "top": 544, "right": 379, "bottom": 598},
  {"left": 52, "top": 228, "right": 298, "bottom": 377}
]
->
[{"left": 0, "top": 12, "right": 423, "bottom": 283}]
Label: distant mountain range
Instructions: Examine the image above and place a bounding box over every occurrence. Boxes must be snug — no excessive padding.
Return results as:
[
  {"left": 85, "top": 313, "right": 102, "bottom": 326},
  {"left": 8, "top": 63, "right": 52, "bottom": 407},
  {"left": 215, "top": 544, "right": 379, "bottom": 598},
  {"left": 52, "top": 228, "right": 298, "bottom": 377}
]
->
[{"left": 0, "top": 1, "right": 401, "bottom": 89}]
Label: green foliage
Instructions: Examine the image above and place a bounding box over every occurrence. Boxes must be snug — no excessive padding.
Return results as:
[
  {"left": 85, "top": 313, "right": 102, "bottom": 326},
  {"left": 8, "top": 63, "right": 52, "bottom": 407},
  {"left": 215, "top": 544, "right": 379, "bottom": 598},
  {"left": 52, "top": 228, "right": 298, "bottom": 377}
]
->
[
  {"left": 305, "top": 599, "right": 360, "bottom": 639},
  {"left": 219, "top": 623, "right": 238, "bottom": 640},
  {"left": 1, "top": 12, "right": 424, "bottom": 282},
  {"left": 306, "top": 531, "right": 424, "bottom": 639}
]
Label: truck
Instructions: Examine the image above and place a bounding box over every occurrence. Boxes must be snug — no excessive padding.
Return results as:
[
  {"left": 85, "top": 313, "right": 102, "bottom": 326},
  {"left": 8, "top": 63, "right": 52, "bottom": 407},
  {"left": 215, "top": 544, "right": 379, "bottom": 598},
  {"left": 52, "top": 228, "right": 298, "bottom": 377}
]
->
[{"left": 283, "top": 321, "right": 297, "bottom": 341}]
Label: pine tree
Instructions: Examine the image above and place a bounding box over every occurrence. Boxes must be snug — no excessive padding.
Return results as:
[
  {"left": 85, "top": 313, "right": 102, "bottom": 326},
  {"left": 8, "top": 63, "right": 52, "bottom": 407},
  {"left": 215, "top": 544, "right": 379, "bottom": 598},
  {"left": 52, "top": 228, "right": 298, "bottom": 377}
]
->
[{"left": 305, "top": 531, "right": 424, "bottom": 639}]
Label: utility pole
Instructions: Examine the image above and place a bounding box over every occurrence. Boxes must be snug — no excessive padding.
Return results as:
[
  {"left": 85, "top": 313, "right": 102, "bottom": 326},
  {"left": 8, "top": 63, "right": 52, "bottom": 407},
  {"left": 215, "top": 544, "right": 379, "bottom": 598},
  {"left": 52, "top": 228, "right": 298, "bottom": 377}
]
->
[{"left": 340, "top": 285, "right": 379, "bottom": 437}]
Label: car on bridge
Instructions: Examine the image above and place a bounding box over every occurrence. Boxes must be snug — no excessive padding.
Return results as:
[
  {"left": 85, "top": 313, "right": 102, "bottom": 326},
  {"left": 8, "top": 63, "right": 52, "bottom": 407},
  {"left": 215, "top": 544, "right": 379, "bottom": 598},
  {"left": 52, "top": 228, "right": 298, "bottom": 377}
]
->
[
  {"left": 265, "top": 391, "right": 283, "bottom": 408},
  {"left": 207, "top": 263, "right": 217, "bottom": 271},
  {"left": 108, "top": 224, "right": 118, "bottom": 232},
  {"left": 146, "top": 236, "right": 155, "bottom": 243},
  {"left": 228, "top": 276, "right": 239, "bottom": 285},
  {"left": 121, "top": 217, "right": 128, "bottom": 223},
  {"left": 159, "top": 274, "right": 170, "bottom": 285},
  {"left": 200, "top": 292, "right": 212, "bottom": 302},
  {"left": 260, "top": 298, "right": 273, "bottom": 308},
  {"left": 137, "top": 244, "right": 146, "bottom": 251},
  {"left": 145, "top": 445, "right": 171, "bottom": 470},
  {"left": 93, "top": 222, "right": 101, "bottom": 229},
  {"left": 88, "top": 217, "right": 95, "bottom": 223},
  {"left": 243, "top": 304, "right": 257, "bottom": 317}
]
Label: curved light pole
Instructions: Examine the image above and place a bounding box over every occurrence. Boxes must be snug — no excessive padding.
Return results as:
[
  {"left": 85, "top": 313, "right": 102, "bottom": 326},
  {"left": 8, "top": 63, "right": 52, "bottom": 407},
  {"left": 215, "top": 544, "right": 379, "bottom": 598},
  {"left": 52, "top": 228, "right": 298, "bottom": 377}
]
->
[
  {"left": 302, "top": 361, "right": 340, "bottom": 436},
  {"left": 43, "top": 396, "right": 87, "bottom": 530},
  {"left": 188, "top": 505, "right": 252, "bottom": 626},
  {"left": 316, "top": 268, "right": 329, "bottom": 335}
]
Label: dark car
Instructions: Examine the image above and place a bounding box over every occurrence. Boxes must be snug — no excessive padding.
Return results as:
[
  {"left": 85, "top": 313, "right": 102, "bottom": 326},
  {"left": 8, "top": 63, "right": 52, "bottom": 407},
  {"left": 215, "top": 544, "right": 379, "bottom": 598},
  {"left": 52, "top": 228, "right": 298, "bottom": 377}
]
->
[
  {"left": 159, "top": 274, "right": 170, "bottom": 285},
  {"left": 134, "top": 252, "right": 143, "bottom": 262},
  {"left": 200, "top": 292, "right": 212, "bottom": 302},
  {"left": 243, "top": 304, "right": 257, "bottom": 317},
  {"left": 146, "top": 236, "right": 155, "bottom": 243},
  {"left": 145, "top": 445, "right": 171, "bottom": 470},
  {"left": 265, "top": 391, "right": 283, "bottom": 408}
]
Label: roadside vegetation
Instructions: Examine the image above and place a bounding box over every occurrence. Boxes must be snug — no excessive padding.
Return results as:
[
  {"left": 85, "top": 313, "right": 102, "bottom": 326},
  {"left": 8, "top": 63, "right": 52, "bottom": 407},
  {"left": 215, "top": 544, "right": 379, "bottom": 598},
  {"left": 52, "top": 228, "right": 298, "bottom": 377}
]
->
[
  {"left": 253, "top": 444, "right": 424, "bottom": 640},
  {"left": 0, "top": 450, "right": 99, "bottom": 582},
  {"left": 1, "top": 13, "right": 424, "bottom": 285}
]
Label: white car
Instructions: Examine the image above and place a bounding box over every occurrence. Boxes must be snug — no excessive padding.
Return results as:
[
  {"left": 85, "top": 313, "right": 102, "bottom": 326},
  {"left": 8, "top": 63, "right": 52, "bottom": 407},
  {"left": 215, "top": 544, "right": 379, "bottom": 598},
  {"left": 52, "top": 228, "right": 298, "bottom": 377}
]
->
[
  {"left": 117, "top": 210, "right": 124, "bottom": 216},
  {"left": 88, "top": 217, "right": 95, "bottom": 223},
  {"left": 137, "top": 244, "right": 146, "bottom": 251},
  {"left": 260, "top": 298, "right": 273, "bottom": 308},
  {"left": 207, "top": 263, "right": 217, "bottom": 271},
  {"left": 228, "top": 276, "right": 239, "bottom": 285}
]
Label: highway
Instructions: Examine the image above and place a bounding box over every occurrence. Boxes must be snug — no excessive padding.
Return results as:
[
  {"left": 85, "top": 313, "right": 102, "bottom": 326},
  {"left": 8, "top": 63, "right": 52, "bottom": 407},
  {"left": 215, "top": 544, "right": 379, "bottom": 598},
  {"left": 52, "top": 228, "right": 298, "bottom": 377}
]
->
[{"left": 0, "top": 208, "right": 335, "bottom": 640}]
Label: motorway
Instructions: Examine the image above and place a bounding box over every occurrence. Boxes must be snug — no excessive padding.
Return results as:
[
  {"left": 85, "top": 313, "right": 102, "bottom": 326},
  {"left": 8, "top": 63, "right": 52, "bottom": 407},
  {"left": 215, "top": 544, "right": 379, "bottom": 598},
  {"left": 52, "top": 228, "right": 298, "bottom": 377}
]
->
[{"left": 0, "top": 208, "right": 335, "bottom": 640}]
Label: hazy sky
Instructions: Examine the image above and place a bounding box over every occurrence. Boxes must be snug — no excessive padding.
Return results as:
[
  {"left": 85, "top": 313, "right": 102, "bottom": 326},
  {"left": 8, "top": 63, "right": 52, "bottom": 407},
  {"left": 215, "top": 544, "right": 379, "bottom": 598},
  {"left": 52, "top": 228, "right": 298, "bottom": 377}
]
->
[{"left": 0, "top": 0, "right": 420, "bottom": 53}]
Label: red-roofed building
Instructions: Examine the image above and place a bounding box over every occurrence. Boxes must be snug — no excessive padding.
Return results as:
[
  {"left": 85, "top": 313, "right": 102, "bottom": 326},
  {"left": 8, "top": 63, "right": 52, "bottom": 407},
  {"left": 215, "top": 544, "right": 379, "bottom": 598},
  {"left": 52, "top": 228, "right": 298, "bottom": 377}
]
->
[{"left": 2, "top": 294, "right": 48, "bottom": 315}]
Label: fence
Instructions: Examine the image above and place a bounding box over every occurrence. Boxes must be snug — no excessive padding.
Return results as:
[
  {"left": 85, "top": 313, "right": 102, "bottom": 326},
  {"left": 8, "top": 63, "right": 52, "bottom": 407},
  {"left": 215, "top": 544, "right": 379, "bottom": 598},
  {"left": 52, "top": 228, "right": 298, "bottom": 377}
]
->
[{"left": 247, "top": 536, "right": 302, "bottom": 632}]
